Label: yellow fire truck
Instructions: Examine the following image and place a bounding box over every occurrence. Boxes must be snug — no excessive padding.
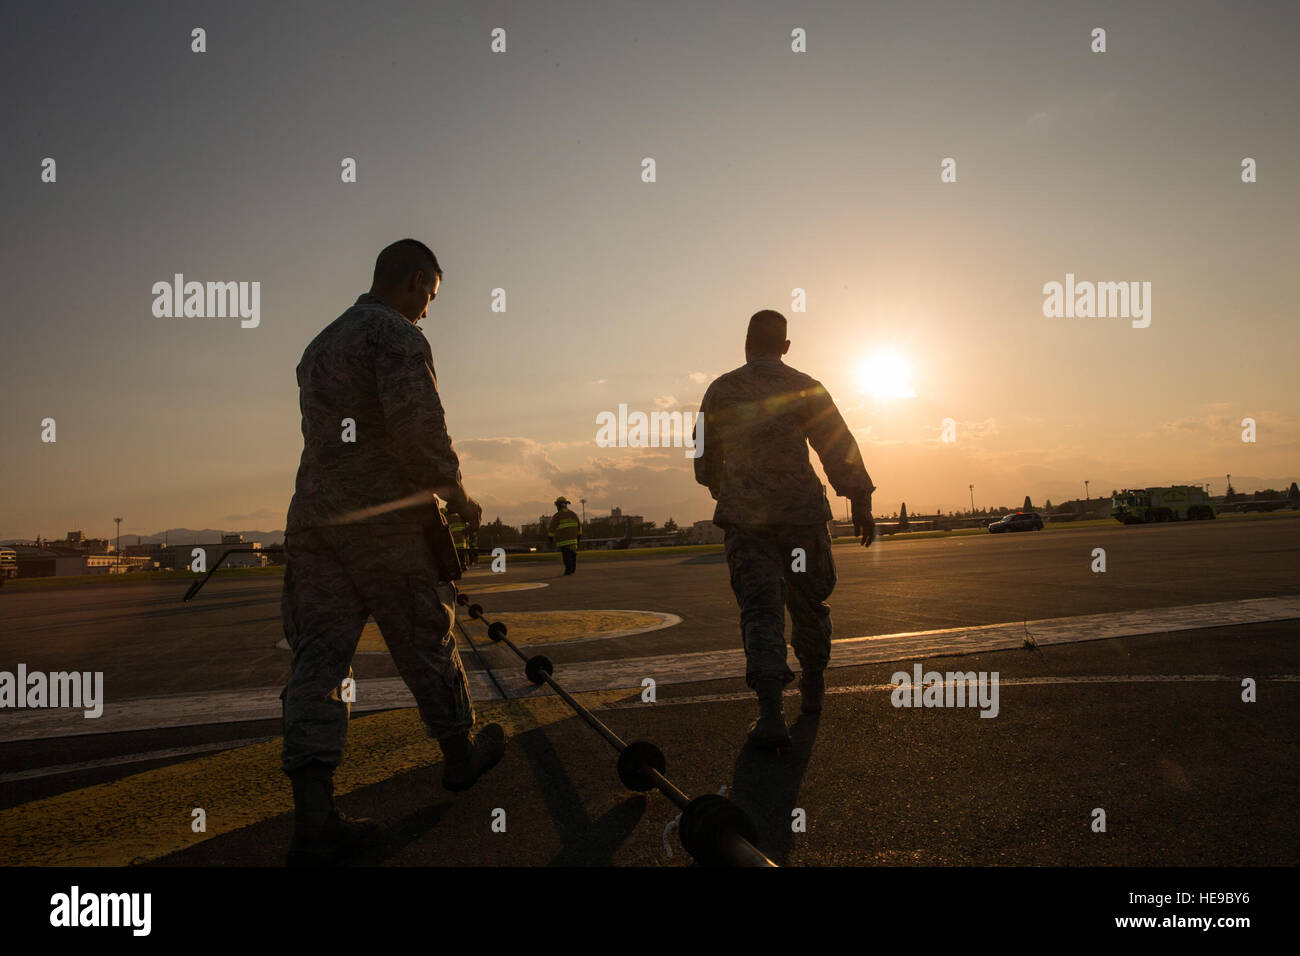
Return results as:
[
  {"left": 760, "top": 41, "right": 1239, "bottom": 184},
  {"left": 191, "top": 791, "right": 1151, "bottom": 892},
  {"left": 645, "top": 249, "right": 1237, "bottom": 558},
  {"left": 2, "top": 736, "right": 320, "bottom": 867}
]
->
[{"left": 1112, "top": 486, "right": 1216, "bottom": 524}]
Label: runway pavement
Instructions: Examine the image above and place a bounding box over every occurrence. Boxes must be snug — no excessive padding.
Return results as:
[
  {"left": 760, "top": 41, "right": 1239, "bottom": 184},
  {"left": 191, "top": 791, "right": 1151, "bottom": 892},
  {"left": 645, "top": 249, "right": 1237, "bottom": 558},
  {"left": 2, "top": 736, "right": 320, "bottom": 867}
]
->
[{"left": 0, "top": 514, "right": 1296, "bottom": 865}]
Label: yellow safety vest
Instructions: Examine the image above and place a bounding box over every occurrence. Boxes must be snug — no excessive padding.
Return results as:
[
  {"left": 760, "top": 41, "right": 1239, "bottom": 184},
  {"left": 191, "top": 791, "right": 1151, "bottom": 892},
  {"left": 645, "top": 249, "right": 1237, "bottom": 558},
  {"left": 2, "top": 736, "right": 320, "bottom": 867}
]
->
[
  {"left": 446, "top": 513, "right": 467, "bottom": 549},
  {"left": 551, "top": 510, "right": 580, "bottom": 548}
]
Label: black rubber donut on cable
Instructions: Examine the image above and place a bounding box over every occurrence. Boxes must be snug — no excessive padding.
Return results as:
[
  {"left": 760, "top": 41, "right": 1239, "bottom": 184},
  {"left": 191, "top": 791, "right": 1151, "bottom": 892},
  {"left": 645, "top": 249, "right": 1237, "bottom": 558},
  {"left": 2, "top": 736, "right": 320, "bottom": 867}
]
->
[
  {"left": 616, "top": 740, "right": 666, "bottom": 792},
  {"left": 487, "top": 620, "right": 508, "bottom": 642},
  {"left": 678, "top": 795, "right": 760, "bottom": 866},
  {"left": 455, "top": 592, "right": 469, "bottom": 607},
  {"left": 524, "top": 655, "right": 553, "bottom": 685},
  {"left": 468, "top": 603, "right": 484, "bottom": 620}
]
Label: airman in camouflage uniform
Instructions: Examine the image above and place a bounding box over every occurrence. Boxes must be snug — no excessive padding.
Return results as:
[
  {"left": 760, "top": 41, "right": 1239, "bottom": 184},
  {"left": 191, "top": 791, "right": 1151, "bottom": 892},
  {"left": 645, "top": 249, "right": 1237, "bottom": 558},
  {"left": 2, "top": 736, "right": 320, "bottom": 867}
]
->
[
  {"left": 694, "top": 310, "right": 876, "bottom": 749},
  {"left": 280, "top": 239, "right": 504, "bottom": 865}
]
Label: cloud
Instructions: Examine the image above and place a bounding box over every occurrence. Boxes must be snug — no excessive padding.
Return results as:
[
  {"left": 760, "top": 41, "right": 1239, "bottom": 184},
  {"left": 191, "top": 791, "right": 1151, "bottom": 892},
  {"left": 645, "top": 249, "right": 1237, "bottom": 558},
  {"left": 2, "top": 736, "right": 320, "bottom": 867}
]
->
[
  {"left": 688, "top": 371, "right": 710, "bottom": 384},
  {"left": 1162, "top": 415, "right": 1232, "bottom": 435},
  {"left": 458, "top": 437, "right": 560, "bottom": 480},
  {"left": 653, "top": 395, "right": 678, "bottom": 409},
  {"left": 551, "top": 449, "right": 701, "bottom": 498}
]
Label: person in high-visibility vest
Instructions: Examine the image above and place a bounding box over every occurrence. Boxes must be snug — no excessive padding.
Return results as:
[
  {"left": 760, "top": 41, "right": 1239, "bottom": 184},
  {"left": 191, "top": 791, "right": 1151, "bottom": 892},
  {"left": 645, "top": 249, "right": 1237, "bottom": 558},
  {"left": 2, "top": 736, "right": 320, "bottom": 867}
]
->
[
  {"left": 466, "top": 528, "right": 479, "bottom": 567},
  {"left": 443, "top": 506, "right": 468, "bottom": 571},
  {"left": 549, "top": 496, "right": 582, "bottom": 575}
]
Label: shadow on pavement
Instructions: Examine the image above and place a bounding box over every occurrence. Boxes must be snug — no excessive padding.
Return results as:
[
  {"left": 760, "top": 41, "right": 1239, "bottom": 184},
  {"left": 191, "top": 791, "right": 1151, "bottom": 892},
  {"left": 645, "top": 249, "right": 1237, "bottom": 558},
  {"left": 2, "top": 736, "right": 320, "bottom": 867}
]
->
[
  {"left": 726, "top": 712, "right": 819, "bottom": 865},
  {"left": 358, "top": 800, "right": 454, "bottom": 865},
  {"left": 514, "top": 727, "right": 646, "bottom": 865}
]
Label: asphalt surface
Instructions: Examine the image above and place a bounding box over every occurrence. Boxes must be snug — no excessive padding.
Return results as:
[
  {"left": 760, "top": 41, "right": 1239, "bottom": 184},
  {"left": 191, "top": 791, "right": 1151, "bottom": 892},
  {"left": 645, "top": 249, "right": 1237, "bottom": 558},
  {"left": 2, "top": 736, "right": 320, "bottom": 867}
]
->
[
  {"left": 2, "top": 515, "right": 1296, "bottom": 700},
  {"left": 150, "top": 621, "right": 1298, "bottom": 867},
  {"left": 0, "top": 514, "right": 1296, "bottom": 865}
]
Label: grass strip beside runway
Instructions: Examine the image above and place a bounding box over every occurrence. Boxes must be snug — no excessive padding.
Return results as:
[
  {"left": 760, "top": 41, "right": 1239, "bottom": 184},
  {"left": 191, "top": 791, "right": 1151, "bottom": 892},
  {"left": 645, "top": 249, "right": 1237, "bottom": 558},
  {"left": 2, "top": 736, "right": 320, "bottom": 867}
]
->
[{"left": 0, "top": 690, "right": 635, "bottom": 866}]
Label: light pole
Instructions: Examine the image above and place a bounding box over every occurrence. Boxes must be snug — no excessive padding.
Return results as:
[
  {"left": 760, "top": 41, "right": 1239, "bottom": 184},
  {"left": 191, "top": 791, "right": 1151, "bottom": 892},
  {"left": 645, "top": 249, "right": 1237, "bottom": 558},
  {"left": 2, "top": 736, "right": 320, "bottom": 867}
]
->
[
  {"left": 1084, "top": 480, "right": 1090, "bottom": 505},
  {"left": 968, "top": 484, "right": 975, "bottom": 514},
  {"left": 114, "top": 517, "right": 122, "bottom": 572},
  {"left": 1226, "top": 474, "right": 1231, "bottom": 501}
]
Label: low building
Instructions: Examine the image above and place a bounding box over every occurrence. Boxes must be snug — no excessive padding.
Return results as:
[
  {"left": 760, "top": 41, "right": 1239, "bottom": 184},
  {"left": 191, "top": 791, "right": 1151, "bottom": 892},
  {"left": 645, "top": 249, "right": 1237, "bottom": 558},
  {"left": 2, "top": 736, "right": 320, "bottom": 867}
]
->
[
  {"left": 125, "top": 542, "right": 164, "bottom": 570},
  {"left": 690, "top": 519, "right": 724, "bottom": 544},
  {"left": 12, "top": 546, "right": 87, "bottom": 578},
  {"left": 160, "top": 540, "right": 267, "bottom": 571},
  {"left": 54, "top": 531, "right": 112, "bottom": 554},
  {"left": 84, "top": 554, "right": 124, "bottom": 574}
]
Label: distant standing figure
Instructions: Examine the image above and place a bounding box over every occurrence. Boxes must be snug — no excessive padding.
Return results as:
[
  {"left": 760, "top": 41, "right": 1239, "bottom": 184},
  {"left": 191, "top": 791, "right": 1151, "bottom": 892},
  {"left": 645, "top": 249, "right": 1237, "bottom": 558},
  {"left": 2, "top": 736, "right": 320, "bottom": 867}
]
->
[
  {"left": 550, "top": 497, "right": 582, "bottom": 574},
  {"left": 444, "top": 505, "right": 468, "bottom": 571},
  {"left": 693, "top": 310, "right": 876, "bottom": 750}
]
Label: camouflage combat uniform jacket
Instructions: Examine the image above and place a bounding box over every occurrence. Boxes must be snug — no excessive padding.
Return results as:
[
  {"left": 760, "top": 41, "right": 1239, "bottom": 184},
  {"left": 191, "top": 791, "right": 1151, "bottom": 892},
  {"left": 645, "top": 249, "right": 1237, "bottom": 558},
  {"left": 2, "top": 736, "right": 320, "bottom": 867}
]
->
[
  {"left": 693, "top": 356, "right": 874, "bottom": 525},
  {"left": 279, "top": 293, "right": 476, "bottom": 769},
  {"left": 285, "top": 293, "right": 468, "bottom": 532}
]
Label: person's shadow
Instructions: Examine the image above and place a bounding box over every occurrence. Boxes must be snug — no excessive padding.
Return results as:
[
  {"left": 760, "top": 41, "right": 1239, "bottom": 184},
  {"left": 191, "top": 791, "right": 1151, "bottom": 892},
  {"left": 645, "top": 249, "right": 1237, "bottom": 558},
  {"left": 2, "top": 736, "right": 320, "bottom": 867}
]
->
[
  {"left": 353, "top": 726, "right": 644, "bottom": 866},
  {"left": 725, "top": 713, "right": 820, "bottom": 865},
  {"left": 515, "top": 728, "right": 647, "bottom": 865},
  {"left": 354, "top": 799, "right": 455, "bottom": 864}
]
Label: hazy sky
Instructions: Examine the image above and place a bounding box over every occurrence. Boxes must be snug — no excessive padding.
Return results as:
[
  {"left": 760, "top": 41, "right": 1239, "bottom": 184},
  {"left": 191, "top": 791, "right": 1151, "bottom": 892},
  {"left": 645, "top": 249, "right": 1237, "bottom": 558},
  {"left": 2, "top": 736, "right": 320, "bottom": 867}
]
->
[{"left": 2, "top": 0, "right": 1297, "bottom": 540}]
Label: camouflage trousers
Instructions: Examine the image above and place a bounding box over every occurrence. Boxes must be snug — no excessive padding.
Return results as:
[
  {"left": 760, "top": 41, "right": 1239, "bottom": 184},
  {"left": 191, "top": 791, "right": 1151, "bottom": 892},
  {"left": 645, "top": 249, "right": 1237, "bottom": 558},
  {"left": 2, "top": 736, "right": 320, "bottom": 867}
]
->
[
  {"left": 280, "top": 525, "right": 474, "bottom": 775},
  {"left": 722, "top": 523, "right": 837, "bottom": 688}
]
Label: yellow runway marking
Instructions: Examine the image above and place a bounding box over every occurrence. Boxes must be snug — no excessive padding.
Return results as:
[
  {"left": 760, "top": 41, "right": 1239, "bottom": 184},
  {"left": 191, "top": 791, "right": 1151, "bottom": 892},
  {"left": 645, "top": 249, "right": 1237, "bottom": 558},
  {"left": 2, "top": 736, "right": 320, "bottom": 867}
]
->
[
  {"left": 475, "top": 611, "right": 670, "bottom": 646},
  {"left": 0, "top": 690, "right": 635, "bottom": 867},
  {"left": 354, "top": 609, "right": 677, "bottom": 653},
  {"left": 459, "top": 581, "right": 548, "bottom": 595}
]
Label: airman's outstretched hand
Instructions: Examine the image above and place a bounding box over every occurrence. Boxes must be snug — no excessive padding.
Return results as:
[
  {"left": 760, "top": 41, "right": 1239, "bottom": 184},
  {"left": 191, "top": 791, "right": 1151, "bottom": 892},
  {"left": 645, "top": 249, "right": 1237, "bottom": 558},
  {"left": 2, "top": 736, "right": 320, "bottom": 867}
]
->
[{"left": 851, "top": 495, "right": 875, "bottom": 548}]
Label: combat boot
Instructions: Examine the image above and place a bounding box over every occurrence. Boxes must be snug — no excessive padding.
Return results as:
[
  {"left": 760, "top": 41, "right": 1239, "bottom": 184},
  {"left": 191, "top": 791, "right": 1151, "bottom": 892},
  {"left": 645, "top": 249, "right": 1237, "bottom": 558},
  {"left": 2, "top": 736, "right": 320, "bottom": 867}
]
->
[
  {"left": 799, "top": 669, "right": 825, "bottom": 715},
  {"left": 286, "top": 762, "right": 379, "bottom": 867},
  {"left": 746, "top": 679, "right": 792, "bottom": 750},
  {"left": 439, "top": 723, "right": 506, "bottom": 792}
]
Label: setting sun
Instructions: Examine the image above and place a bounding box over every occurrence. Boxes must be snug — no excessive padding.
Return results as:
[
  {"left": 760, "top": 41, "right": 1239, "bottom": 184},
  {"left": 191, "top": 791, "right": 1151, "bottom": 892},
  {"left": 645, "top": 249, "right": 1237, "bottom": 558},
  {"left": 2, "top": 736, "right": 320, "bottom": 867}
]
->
[{"left": 858, "top": 350, "right": 917, "bottom": 399}]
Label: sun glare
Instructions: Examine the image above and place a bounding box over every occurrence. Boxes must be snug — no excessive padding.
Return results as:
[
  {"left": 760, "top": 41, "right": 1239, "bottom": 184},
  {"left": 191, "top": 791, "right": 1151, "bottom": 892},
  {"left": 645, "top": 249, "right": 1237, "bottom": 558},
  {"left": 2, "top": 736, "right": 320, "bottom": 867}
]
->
[{"left": 859, "top": 350, "right": 917, "bottom": 399}]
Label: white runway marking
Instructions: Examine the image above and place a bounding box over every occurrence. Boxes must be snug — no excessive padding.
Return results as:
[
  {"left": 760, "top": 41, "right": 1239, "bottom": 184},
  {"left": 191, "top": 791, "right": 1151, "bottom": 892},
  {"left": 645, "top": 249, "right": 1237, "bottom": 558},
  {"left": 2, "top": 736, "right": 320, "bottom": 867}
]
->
[
  {"left": 542, "top": 595, "right": 1300, "bottom": 694},
  {"left": 2, "top": 595, "right": 1294, "bottom": 742},
  {"left": 604, "top": 675, "right": 1300, "bottom": 710}
]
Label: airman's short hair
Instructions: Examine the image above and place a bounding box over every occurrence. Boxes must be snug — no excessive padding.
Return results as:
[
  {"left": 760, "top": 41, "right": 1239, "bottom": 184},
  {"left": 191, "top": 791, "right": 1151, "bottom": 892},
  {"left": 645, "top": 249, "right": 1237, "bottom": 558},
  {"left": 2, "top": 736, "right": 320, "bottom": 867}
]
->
[
  {"left": 373, "top": 238, "right": 441, "bottom": 288},
  {"left": 746, "top": 310, "right": 787, "bottom": 354}
]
